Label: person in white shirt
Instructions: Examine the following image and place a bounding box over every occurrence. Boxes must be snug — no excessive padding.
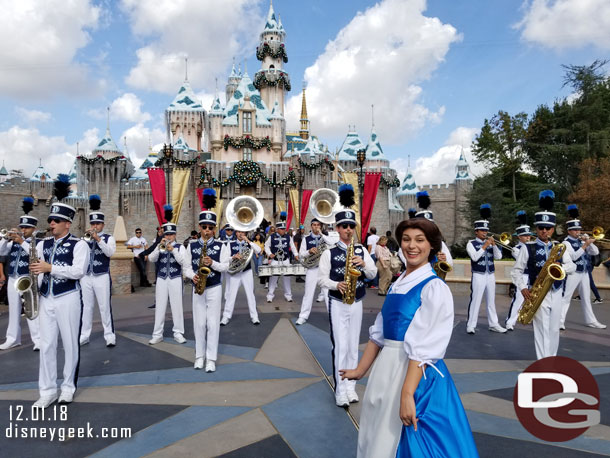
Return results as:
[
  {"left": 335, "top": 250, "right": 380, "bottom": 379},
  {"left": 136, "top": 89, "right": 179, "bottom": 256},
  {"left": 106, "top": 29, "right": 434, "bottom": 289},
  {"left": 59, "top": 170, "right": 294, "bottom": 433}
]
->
[
  {"left": 264, "top": 212, "right": 298, "bottom": 303},
  {"left": 79, "top": 195, "right": 117, "bottom": 347},
  {"left": 505, "top": 210, "right": 532, "bottom": 331},
  {"left": 126, "top": 228, "right": 150, "bottom": 287},
  {"left": 465, "top": 204, "right": 506, "bottom": 334}
]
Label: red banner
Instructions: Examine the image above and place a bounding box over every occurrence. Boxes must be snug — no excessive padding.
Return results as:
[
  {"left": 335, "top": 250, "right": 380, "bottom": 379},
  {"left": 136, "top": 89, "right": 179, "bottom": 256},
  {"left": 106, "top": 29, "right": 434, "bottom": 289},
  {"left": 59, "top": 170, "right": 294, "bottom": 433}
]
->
[
  {"left": 287, "top": 200, "right": 294, "bottom": 230},
  {"left": 362, "top": 172, "right": 381, "bottom": 239},
  {"left": 147, "top": 168, "right": 166, "bottom": 226},
  {"left": 196, "top": 188, "right": 204, "bottom": 210},
  {"left": 300, "top": 189, "right": 313, "bottom": 225}
]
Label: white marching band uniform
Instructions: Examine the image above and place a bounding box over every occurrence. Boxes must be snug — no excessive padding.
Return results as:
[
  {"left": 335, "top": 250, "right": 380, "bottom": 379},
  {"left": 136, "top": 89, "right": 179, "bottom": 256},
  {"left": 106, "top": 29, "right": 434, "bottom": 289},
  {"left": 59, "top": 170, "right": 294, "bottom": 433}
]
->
[
  {"left": 148, "top": 242, "right": 186, "bottom": 342},
  {"left": 80, "top": 232, "right": 116, "bottom": 346},
  {"left": 0, "top": 238, "right": 41, "bottom": 349},
  {"left": 222, "top": 239, "right": 262, "bottom": 323},
  {"left": 297, "top": 232, "right": 331, "bottom": 323},
  {"left": 505, "top": 242, "right": 529, "bottom": 330},
  {"left": 264, "top": 234, "right": 298, "bottom": 302}
]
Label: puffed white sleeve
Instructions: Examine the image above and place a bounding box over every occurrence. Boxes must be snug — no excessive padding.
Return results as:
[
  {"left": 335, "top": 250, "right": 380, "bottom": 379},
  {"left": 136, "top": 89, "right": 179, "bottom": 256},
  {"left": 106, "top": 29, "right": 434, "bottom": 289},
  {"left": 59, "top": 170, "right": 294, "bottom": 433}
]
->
[
  {"left": 183, "top": 244, "right": 195, "bottom": 280},
  {"left": 368, "top": 312, "right": 384, "bottom": 347},
  {"left": 403, "top": 278, "right": 453, "bottom": 366},
  {"left": 511, "top": 246, "right": 530, "bottom": 292},
  {"left": 441, "top": 241, "right": 453, "bottom": 267}
]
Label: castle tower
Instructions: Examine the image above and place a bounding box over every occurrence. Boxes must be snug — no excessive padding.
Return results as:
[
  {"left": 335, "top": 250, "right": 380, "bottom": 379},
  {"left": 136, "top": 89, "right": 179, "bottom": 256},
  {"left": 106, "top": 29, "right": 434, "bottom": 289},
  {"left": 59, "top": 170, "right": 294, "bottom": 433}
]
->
[
  {"left": 299, "top": 84, "right": 309, "bottom": 139},
  {"left": 166, "top": 66, "right": 206, "bottom": 156},
  {"left": 0, "top": 161, "right": 8, "bottom": 183},
  {"left": 396, "top": 156, "right": 418, "bottom": 213},
  {"left": 92, "top": 111, "right": 123, "bottom": 160},
  {"left": 254, "top": 1, "right": 290, "bottom": 116},
  {"left": 225, "top": 62, "right": 241, "bottom": 104},
  {"left": 337, "top": 125, "right": 363, "bottom": 165},
  {"left": 454, "top": 147, "right": 473, "bottom": 244},
  {"left": 209, "top": 88, "right": 225, "bottom": 156}
]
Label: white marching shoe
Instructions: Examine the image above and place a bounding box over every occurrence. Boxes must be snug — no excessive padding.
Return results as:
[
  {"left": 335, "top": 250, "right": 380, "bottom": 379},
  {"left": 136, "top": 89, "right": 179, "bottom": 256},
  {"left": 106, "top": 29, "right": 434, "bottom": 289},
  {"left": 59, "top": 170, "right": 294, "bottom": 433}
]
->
[
  {"left": 194, "top": 358, "right": 204, "bottom": 370},
  {"left": 347, "top": 391, "right": 359, "bottom": 403},
  {"left": 33, "top": 394, "right": 58, "bottom": 409},
  {"left": 174, "top": 334, "right": 186, "bottom": 344},
  {"left": 335, "top": 394, "right": 349, "bottom": 408},
  {"left": 220, "top": 317, "right": 230, "bottom": 326},
  {"left": 295, "top": 317, "right": 306, "bottom": 325},
  {"left": 149, "top": 336, "right": 163, "bottom": 345},
  {"left": 58, "top": 392, "right": 74, "bottom": 404},
  {"left": 205, "top": 360, "right": 216, "bottom": 373}
]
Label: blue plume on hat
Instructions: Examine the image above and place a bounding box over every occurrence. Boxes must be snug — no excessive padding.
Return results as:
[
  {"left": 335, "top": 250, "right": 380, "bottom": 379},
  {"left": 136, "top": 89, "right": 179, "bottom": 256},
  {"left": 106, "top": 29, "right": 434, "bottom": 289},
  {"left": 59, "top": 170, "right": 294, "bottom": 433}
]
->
[
  {"left": 516, "top": 210, "right": 527, "bottom": 225},
  {"left": 539, "top": 190, "right": 555, "bottom": 211},
  {"left": 338, "top": 183, "right": 355, "bottom": 208},
  {"left": 202, "top": 188, "right": 217, "bottom": 210},
  {"left": 53, "top": 174, "right": 71, "bottom": 201},
  {"left": 408, "top": 207, "right": 417, "bottom": 219},
  {"left": 416, "top": 191, "right": 431, "bottom": 210},
  {"left": 479, "top": 203, "right": 491, "bottom": 219},
  {"left": 567, "top": 204, "right": 579, "bottom": 219},
  {"left": 280, "top": 211, "right": 287, "bottom": 221},
  {"left": 163, "top": 204, "right": 173, "bottom": 223},
  {"left": 22, "top": 197, "right": 34, "bottom": 214},
  {"left": 89, "top": 194, "right": 101, "bottom": 211}
]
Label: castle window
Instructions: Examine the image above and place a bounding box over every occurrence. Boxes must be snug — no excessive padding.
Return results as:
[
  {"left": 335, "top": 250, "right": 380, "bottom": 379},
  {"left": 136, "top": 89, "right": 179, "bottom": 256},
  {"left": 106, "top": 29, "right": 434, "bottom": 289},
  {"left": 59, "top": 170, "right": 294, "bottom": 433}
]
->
[
  {"left": 243, "top": 148, "right": 252, "bottom": 161},
  {"left": 243, "top": 111, "right": 252, "bottom": 133}
]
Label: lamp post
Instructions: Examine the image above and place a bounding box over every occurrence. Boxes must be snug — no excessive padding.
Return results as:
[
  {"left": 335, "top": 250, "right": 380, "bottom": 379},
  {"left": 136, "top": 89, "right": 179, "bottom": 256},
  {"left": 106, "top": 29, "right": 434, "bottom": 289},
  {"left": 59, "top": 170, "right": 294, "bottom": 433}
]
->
[
  {"left": 356, "top": 148, "right": 366, "bottom": 239},
  {"left": 162, "top": 143, "right": 175, "bottom": 204}
]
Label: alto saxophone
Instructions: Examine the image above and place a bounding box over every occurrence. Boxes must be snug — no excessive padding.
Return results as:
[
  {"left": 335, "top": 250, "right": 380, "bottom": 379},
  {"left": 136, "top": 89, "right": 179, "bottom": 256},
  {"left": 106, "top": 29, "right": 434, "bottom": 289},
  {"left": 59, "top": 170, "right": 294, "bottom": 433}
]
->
[
  {"left": 194, "top": 239, "right": 211, "bottom": 295},
  {"left": 342, "top": 236, "right": 362, "bottom": 305},
  {"left": 518, "top": 242, "right": 566, "bottom": 325},
  {"left": 15, "top": 232, "right": 40, "bottom": 320}
]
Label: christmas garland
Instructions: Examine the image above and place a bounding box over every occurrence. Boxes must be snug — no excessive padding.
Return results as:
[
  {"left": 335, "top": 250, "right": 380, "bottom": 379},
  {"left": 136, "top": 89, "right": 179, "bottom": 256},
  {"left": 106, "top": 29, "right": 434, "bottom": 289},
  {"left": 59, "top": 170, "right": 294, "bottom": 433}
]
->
[
  {"left": 253, "top": 70, "right": 291, "bottom": 91},
  {"left": 154, "top": 156, "right": 198, "bottom": 167},
  {"left": 256, "top": 42, "right": 288, "bottom": 63},
  {"left": 297, "top": 157, "right": 335, "bottom": 171},
  {"left": 381, "top": 176, "right": 401, "bottom": 188},
  {"left": 223, "top": 134, "right": 272, "bottom": 151},
  {"left": 77, "top": 155, "right": 126, "bottom": 164},
  {"left": 198, "top": 160, "right": 297, "bottom": 188}
]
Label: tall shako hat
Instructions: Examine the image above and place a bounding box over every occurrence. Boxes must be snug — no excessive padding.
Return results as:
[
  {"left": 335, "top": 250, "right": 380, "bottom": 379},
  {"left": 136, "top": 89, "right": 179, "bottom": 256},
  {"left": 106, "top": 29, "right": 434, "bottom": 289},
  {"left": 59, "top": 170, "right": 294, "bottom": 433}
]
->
[
  {"left": 415, "top": 191, "right": 433, "bottom": 221},
  {"left": 474, "top": 203, "right": 491, "bottom": 231},
  {"left": 311, "top": 217, "right": 321, "bottom": 225},
  {"left": 407, "top": 208, "right": 417, "bottom": 219},
  {"left": 48, "top": 174, "right": 75, "bottom": 222},
  {"left": 515, "top": 210, "right": 531, "bottom": 236},
  {"left": 276, "top": 211, "right": 287, "bottom": 229},
  {"left": 19, "top": 197, "right": 37, "bottom": 228},
  {"left": 534, "top": 190, "right": 556, "bottom": 228},
  {"left": 88, "top": 194, "right": 104, "bottom": 223},
  {"left": 335, "top": 184, "right": 357, "bottom": 226},
  {"left": 566, "top": 204, "right": 582, "bottom": 230},
  {"left": 162, "top": 204, "right": 176, "bottom": 234},
  {"left": 199, "top": 188, "right": 218, "bottom": 226}
]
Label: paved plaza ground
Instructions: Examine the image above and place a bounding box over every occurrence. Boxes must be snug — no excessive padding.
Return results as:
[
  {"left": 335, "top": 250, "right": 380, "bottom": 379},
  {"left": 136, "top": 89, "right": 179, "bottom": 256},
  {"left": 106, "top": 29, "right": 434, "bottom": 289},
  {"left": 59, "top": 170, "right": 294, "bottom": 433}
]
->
[{"left": 0, "top": 279, "right": 608, "bottom": 457}]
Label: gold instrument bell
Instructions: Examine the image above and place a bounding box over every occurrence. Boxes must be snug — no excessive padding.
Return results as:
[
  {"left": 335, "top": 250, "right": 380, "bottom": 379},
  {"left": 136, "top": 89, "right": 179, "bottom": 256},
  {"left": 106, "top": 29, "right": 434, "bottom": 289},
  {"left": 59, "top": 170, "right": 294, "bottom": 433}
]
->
[{"left": 487, "top": 232, "right": 514, "bottom": 251}]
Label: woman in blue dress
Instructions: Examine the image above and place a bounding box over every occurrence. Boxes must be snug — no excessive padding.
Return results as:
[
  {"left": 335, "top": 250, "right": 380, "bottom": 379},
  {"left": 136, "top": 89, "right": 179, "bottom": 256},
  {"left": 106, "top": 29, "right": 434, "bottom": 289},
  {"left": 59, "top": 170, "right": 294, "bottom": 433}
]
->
[{"left": 340, "top": 218, "right": 478, "bottom": 457}]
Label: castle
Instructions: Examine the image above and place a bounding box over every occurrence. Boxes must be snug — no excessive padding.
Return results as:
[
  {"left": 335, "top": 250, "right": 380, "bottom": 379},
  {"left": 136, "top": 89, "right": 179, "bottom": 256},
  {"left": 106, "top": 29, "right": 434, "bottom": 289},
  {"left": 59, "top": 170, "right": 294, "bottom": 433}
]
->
[{"left": 0, "top": 2, "right": 472, "bottom": 246}]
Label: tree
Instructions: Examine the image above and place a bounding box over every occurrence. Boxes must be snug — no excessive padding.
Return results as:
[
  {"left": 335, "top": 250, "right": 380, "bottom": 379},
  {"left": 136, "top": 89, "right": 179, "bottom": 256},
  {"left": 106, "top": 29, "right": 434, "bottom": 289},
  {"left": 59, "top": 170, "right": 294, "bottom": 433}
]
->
[
  {"left": 472, "top": 111, "right": 528, "bottom": 202},
  {"left": 568, "top": 158, "right": 610, "bottom": 232}
]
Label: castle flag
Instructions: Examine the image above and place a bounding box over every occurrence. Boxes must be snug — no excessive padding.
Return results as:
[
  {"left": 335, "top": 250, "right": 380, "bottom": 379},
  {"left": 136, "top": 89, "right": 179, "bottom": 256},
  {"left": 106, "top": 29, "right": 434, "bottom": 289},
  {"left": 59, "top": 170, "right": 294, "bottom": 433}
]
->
[{"left": 171, "top": 168, "right": 191, "bottom": 223}]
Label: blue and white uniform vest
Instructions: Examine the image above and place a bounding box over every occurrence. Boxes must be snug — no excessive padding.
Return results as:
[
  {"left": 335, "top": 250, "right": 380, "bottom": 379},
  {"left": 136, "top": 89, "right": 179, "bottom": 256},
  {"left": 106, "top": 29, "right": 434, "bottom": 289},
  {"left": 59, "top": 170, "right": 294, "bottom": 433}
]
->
[
  {"left": 469, "top": 239, "right": 495, "bottom": 274},
  {"left": 305, "top": 234, "right": 322, "bottom": 251},
  {"left": 328, "top": 243, "right": 366, "bottom": 302},
  {"left": 189, "top": 238, "right": 223, "bottom": 288},
  {"left": 564, "top": 236, "right": 586, "bottom": 273},
  {"left": 156, "top": 243, "right": 183, "bottom": 280},
  {"left": 86, "top": 233, "right": 111, "bottom": 276},
  {"left": 270, "top": 233, "right": 292, "bottom": 260},
  {"left": 526, "top": 240, "right": 564, "bottom": 291},
  {"left": 7, "top": 238, "right": 32, "bottom": 278},
  {"left": 514, "top": 242, "right": 529, "bottom": 276},
  {"left": 40, "top": 234, "right": 81, "bottom": 298},
  {"left": 229, "top": 240, "right": 252, "bottom": 272}
]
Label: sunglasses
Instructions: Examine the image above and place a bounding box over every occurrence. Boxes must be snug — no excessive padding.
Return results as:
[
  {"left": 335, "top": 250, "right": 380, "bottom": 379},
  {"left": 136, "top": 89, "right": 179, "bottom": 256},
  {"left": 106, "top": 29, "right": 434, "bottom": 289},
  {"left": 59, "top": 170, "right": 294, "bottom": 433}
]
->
[
  {"left": 200, "top": 225, "right": 215, "bottom": 230},
  {"left": 47, "top": 218, "right": 63, "bottom": 224},
  {"left": 340, "top": 224, "right": 356, "bottom": 229},
  {"left": 538, "top": 227, "right": 552, "bottom": 232},
  {"left": 135, "top": 231, "right": 142, "bottom": 234}
]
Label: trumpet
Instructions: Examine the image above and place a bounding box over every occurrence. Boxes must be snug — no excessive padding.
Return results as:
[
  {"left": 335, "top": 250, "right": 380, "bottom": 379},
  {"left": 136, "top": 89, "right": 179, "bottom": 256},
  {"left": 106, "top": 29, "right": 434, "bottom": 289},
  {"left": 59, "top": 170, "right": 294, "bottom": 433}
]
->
[
  {"left": 159, "top": 239, "right": 168, "bottom": 252},
  {"left": 82, "top": 229, "right": 97, "bottom": 242},
  {"left": 0, "top": 228, "right": 22, "bottom": 240}
]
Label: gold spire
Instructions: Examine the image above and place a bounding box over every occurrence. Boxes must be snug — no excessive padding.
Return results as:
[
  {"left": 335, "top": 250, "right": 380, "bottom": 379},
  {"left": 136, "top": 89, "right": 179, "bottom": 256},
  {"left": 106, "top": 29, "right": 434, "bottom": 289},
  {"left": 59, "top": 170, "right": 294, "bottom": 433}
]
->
[{"left": 299, "top": 83, "right": 309, "bottom": 140}]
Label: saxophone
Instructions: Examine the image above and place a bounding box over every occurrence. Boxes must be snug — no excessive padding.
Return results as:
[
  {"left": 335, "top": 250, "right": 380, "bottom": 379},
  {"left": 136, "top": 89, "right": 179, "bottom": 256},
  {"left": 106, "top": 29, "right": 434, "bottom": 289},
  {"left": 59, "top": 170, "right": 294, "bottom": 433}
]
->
[
  {"left": 15, "top": 232, "right": 40, "bottom": 320},
  {"left": 194, "top": 239, "right": 211, "bottom": 295},
  {"left": 518, "top": 242, "right": 566, "bottom": 325},
  {"left": 342, "top": 236, "right": 362, "bottom": 305}
]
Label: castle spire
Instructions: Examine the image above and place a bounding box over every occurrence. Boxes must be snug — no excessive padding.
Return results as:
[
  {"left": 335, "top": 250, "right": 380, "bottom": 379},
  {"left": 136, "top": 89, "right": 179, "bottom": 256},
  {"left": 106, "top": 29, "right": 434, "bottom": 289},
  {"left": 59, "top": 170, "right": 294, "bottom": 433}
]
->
[
  {"left": 106, "top": 106, "right": 110, "bottom": 133},
  {"left": 299, "top": 83, "right": 309, "bottom": 140},
  {"left": 184, "top": 56, "right": 188, "bottom": 82}
]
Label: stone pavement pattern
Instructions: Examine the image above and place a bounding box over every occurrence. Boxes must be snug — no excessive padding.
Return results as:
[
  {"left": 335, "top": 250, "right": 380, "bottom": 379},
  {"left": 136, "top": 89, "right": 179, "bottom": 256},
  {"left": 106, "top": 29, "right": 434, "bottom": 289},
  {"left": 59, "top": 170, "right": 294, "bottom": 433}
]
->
[{"left": 0, "top": 281, "right": 608, "bottom": 457}]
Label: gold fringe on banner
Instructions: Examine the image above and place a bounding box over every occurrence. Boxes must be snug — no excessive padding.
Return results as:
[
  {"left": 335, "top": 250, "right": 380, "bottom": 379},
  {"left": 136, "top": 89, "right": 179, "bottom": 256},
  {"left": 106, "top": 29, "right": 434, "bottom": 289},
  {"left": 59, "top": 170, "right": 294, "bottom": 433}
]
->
[
  {"left": 214, "top": 189, "right": 224, "bottom": 228},
  {"left": 171, "top": 168, "right": 191, "bottom": 223},
  {"left": 289, "top": 188, "right": 300, "bottom": 229},
  {"left": 342, "top": 172, "right": 362, "bottom": 241}
]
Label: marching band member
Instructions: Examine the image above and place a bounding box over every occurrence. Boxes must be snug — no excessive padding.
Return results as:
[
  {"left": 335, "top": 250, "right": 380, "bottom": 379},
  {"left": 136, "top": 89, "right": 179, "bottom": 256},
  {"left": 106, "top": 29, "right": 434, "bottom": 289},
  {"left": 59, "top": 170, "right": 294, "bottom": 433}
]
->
[
  {"left": 511, "top": 190, "right": 575, "bottom": 359},
  {"left": 318, "top": 184, "right": 377, "bottom": 407},
  {"left": 265, "top": 211, "right": 297, "bottom": 303},
  {"left": 465, "top": 204, "right": 506, "bottom": 334},
  {"left": 0, "top": 197, "right": 41, "bottom": 350},
  {"left": 183, "top": 189, "right": 230, "bottom": 372},
  {"left": 79, "top": 195, "right": 117, "bottom": 347},
  {"left": 560, "top": 204, "right": 606, "bottom": 330},
  {"left": 30, "top": 175, "right": 89, "bottom": 407},
  {"left": 148, "top": 206, "right": 187, "bottom": 345},
  {"left": 413, "top": 191, "right": 453, "bottom": 267},
  {"left": 296, "top": 218, "right": 330, "bottom": 325},
  {"left": 505, "top": 211, "right": 532, "bottom": 331},
  {"left": 221, "top": 229, "right": 261, "bottom": 325}
]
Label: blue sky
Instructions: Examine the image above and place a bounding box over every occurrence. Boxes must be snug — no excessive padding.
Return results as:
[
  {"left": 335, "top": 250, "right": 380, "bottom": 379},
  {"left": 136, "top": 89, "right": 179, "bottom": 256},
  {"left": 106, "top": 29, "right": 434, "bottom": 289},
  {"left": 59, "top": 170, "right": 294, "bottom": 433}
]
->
[{"left": 0, "top": 0, "right": 608, "bottom": 185}]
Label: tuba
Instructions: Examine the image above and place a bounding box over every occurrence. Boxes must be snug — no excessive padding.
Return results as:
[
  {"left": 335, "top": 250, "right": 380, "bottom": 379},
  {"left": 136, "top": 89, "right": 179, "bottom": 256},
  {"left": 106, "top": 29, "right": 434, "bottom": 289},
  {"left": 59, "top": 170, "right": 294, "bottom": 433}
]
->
[
  {"left": 194, "top": 239, "right": 211, "bottom": 295},
  {"left": 310, "top": 188, "right": 340, "bottom": 225},
  {"left": 342, "top": 236, "right": 362, "bottom": 305},
  {"left": 299, "top": 238, "right": 328, "bottom": 268},
  {"left": 15, "top": 230, "right": 43, "bottom": 320},
  {"left": 517, "top": 243, "right": 566, "bottom": 325},
  {"left": 225, "top": 196, "right": 264, "bottom": 274}
]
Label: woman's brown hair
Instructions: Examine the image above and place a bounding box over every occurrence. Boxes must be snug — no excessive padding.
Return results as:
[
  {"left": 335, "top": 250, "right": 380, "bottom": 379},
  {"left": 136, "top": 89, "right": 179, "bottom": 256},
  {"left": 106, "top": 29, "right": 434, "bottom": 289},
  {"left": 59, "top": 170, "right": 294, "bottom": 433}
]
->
[{"left": 395, "top": 218, "right": 442, "bottom": 262}]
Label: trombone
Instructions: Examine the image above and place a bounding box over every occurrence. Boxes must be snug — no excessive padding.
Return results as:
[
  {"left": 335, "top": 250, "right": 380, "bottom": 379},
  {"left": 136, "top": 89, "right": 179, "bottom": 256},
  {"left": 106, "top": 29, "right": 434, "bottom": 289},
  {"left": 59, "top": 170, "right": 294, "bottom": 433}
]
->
[
  {"left": 581, "top": 226, "right": 609, "bottom": 243},
  {"left": 487, "top": 232, "right": 514, "bottom": 252}
]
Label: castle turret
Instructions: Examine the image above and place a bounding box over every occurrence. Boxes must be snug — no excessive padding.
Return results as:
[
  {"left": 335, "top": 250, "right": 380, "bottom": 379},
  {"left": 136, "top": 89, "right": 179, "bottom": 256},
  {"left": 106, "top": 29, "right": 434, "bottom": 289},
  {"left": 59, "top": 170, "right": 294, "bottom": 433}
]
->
[
  {"left": 166, "top": 73, "right": 206, "bottom": 156},
  {"left": 397, "top": 156, "right": 418, "bottom": 213},
  {"left": 299, "top": 85, "right": 309, "bottom": 140},
  {"left": 455, "top": 148, "right": 471, "bottom": 181},
  {"left": 337, "top": 126, "right": 364, "bottom": 163},
  {"left": 225, "top": 62, "right": 241, "bottom": 104}
]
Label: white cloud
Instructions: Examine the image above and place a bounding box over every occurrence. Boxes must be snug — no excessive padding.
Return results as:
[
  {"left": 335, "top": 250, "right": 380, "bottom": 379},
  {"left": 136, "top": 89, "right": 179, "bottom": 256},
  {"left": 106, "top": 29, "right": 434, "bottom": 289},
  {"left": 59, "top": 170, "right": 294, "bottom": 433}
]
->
[
  {"left": 0, "top": 0, "right": 105, "bottom": 98},
  {"left": 15, "top": 107, "right": 52, "bottom": 124},
  {"left": 120, "top": 123, "right": 166, "bottom": 164},
  {"left": 516, "top": 0, "right": 610, "bottom": 49},
  {"left": 120, "top": 0, "right": 263, "bottom": 94},
  {"left": 87, "top": 93, "right": 151, "bottom": 123},
  {"left": 390, "top": 126, "right": 484, "bottom": 186},
  {"left": 285, "top": 0, "right": 461, "bottom": 143}
]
